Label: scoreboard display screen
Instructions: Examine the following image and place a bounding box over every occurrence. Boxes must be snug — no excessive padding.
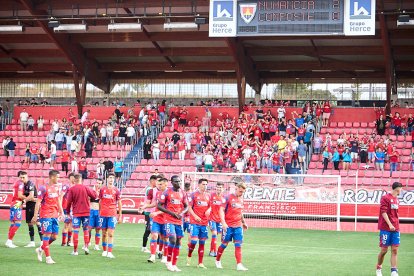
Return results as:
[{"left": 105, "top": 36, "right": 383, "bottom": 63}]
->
[{"left": 237, "top": 0, "right": 344, "bottom": 36}]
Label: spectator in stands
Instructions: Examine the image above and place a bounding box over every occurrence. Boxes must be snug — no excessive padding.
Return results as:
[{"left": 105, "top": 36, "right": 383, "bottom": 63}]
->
[
  {"left": 103, "top": 157, "right": 114, "bottom": 178},
  {"left": 342, "top": 148, "right": 352, "bottom": 172},
  {"left": 158, "top": 100, "right": 166, "bottom": 122},
  {"left": 99, "top": 124, "right": 107, "bottom": 145},
  {"left": 113, "top": 157, "right": 123, "bottom": 183},
  {"left": 39, "top": 142, "right": 47, "bottom": 165},
  {"left": 96, "top": 160, "right": 105, "bottom": 179},
  {"left": 143, "top": 138, "right": 152, "bottom": 160},
  {"left": 81, "top": 109, "right": 90, "bottom": 124},
  {"left": 322, "top": 100, "right": 331, "bottom": 127},
  {"left": 411, "top": 153, "right": 414, "bottom": 172},
  {"left": 152, "top": 139, "right": 160, "bottom": 161},
  {"left": 70, "top": 135, "right": 78, "bottom": 155},
  {"left": 177, "top": 137, "right": 186, "bottom": 160},
  {"left": 183, "top": 128, "right": 193, "bottom": 153},
  {"left": 61, "top": 150, "right": 70, "bottom": 176},
  {"left": 91, "top": 121, "right": 100, "bottom": 144},
  {"left": 193, "top": 151, "right": 203, "bottom": 172},
  {"left": 359, "top": 140, "right": 368, "bottom": 164},
  {"left": 50, "top": 140, "right": 57, "bottom": 169},
  {"left": 84, "top": 137, "right": 94, "bottom": 158},
  {"left": 277, "top": 105, "right": 286, "bottom": 122},
  {"left": 37, "top": 115, "right": 44, "bottom": 131},
  {"left": 20, "top": 108, "right": 29, "bottom": 131},
  {"left": 297, "top": 139, "right": 308, "bottom": 171},
  {"left": 30, "top": 143, "right": 39, "bottom": 164},
  {"left": 54, "top": 129, "right": 65, "bottom": 150},
  {"left": 27, "top": 115, "right": 35, "bottom": 131},
  {"left": 139, "top": 123, "right": 150, "bottom": 147},
  {"left": 2, "top": 136, "right": 10, "bottom": 156},
  {"left": 118, "top": 122, "right": 127, "bottom": 147},
  {"left": 51, "top": 119, "right": 59, "bottom": 135},
  {"left": 313, "top": 133, "right": 323, "bottom": 154},
  {"left": 322, "top": 146, "right": 330, "bottom": 173},
  {"left": 407, "top": 114, "right": 413, "bottom": 134},
  {"left": 349, "top": 138, "right": 359, "bottom": 163},
  {"left": 376, "top": 114, "right": 386, "bottom": 136},
  {"left": 24, "top": 143, "right": 31, "bottom": 164},
  {"left": 162, "top": 137, "right": 172, "bottom": 161},
  {"left": 126, "top": 123, "right": 136, "bottom": 145},
  {"left": 78, "top": 156, "right": 88, "bottom": 179},
  {"left": 389, "top": 146, "right": 399, "bottom": 176},
  {"left": 332, "top": 147, "right": 340, "bottom": 170},
  {"left": 203, "top": 151, "right": 214, "bottom": 172},
  {"left": 374, "top": 148, "right": 385, "bottom": 172},
  {"left": 65, "top": 131, "right": 73, "bottom": 153},
  {"left": 106, "top": 123, "right": 114, "bottom": 145}
]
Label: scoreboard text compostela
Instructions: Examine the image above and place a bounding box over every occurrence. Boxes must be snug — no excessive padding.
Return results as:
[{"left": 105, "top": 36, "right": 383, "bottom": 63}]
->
[{"left": 209, "top": 0, "right": 376, "bottom": 37}]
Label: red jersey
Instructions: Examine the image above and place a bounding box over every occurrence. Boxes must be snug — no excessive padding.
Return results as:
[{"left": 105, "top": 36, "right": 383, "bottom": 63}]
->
[
  {"left": 159, "top": 188, "right": 188, "bottom": 225},
  {"left": 10, "top": 180, "right": 24, "bottom": 207},
  {"left": 323, "top": 103, "right": 331, "bottom": 113},
  {"left": 378, "top": 193, "right": 399, "bottom": 231},
  {"left": 78, "top": 161, "right": 87, "bottom": 171},
  {"left": 189, "top": 191, "right": 210, "bottom": 226},
  {"left": 223, "top": 194, "right": 244, "bottom": 227},
  {"left": 389, "top": 151, "right": 399, "bottom": 163},
  {"left": 30, "top": 145, "right": 38, "bottom": 154},
  {"left": 38, "top": 184, "right": 61, "bottom": 219},
  {"left": 61, "top": 151, "right": 70, "bottom": 162},
  {"left": 99, "top": 186, "right": 121, "bottom": 217},
  {"left": 66, "top": 184, "right": 97, "bottom": 217},
  {"left": 152, "top": 190, "right": 165, "bottom": 225},
  {"left": 177, "top": 140, "right": 185, "bottom": 151},
  {"left": 209, "top": 192, "right": 225, "bottom": 223}
]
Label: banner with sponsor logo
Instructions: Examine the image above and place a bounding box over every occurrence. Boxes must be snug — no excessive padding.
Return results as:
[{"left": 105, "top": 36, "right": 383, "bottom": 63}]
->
[
  {"left": 1, "top": 186, "right": 413, "bottom": 220},
  {"left": 344, "top": 0, "right": 376, "bottom": 35},
  {"left": 209, "top": 0, "right": 238, "bottom": 37}
]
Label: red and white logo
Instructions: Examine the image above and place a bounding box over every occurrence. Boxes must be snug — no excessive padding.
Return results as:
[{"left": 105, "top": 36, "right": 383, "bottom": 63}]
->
[
  {"left": 0, "top": 194, "right": 7, "bottom": 204},
  {"left": 121, "top": 198, "right": 136, "bottom": 208}
]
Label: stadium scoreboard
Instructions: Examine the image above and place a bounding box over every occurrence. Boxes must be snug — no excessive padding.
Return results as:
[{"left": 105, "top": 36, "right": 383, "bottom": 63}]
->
[{"left": 209, "top": 0, "right": 376, "bottom": 37}]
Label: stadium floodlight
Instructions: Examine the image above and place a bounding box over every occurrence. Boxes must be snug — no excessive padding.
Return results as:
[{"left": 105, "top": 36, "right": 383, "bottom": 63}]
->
[
  {"left": 164, "top": 22, "right": 198, "bottom": 31},
  {"left": 54, "top": 21, "right": 87, "bottom": 32},
  {"left": 108, "top": 22, "right": 142, "bottom": 32},
  {"left": 0, "top": 24, "right": 24, "bottom": 32}
]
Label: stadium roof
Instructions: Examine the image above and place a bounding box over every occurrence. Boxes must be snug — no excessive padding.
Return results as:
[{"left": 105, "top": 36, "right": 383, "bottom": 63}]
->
[{"left": 0, "top": 0, "right": 413, "bottom": 93}]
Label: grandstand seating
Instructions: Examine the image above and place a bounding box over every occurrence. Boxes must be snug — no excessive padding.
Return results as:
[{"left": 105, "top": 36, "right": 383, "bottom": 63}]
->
[{"left": 307, "top": 122, "right": 413, "bottom": 187}]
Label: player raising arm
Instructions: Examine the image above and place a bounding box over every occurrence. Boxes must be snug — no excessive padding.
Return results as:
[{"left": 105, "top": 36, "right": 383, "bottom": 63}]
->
[
  {"left": 33, "top": 170, "right": 64, "bottom": 264},
  {"left": 215, "top": 182, "right": 248, "bottom": 271},
  {"left": 208, "top": 182, "right": 225, "bottom": 257},
  {"left": 186, "top": 178, "right": 211, "bottom": 269},
  {"left": 99, "top": 173, "right": 122, "bottom": 258},
  {"left": 376, "top": 182, "right": 403, "bottom": 276},
  {"left": 157, "top": 175, "right": 188, "bottom": 272}
]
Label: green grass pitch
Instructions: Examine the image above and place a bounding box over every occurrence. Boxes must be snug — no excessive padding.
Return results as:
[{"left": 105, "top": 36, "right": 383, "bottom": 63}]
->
[{"left": 0, "top": 221, "right": 413, "bottom": 276}]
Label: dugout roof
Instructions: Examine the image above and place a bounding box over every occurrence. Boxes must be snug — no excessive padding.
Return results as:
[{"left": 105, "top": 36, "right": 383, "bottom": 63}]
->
[{"left": 0, "top": 0, "right": 413, "bottom": 94}]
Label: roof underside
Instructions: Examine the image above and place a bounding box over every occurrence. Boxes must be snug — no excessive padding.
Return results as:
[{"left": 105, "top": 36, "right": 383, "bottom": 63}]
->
[{"left": 0, "top": 0, "right": 413, "bottom": 91}]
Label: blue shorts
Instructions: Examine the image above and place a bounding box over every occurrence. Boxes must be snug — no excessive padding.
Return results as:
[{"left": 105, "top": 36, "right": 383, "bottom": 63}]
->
[
  {"left": 165, "top": 223, "right": 184, "bottom": 238},
  {"left": 209, "top": 221, "right": 223, "bottom": 234},
  {"left": 9, "top": 206, "right": 22, "bottom": 222},
  {"left": 190, "top": 224, "right": 208, "bottom": 240},
  {"left": 72, "top": 216, "right": 89, "bottom": 230},
  {"left": 100, "top": 216, "right": 117, "bottom": 229},
  {"left": 379, "top": 230, "right": 400, "bottom": 247},
  {"left": 183, "top": 221, "right": 191, "bottom": 233},
  {"left": 151, "top": 221, "right": 166, "bottom": 236},
  {"left": 89, "top": 209, "right": 101, "bottom": 228},
  {"left": 63, "top": 209, "right": 72, "bottom": 223},
  {"left": 40, "top": 218, "right": 59, "bottom": 234},
  {"left": 51, "top": 154, "right": 56, "bottom": 161},
  {"left": 223, "top": 227, "right": 243, "bottom": 244}
]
